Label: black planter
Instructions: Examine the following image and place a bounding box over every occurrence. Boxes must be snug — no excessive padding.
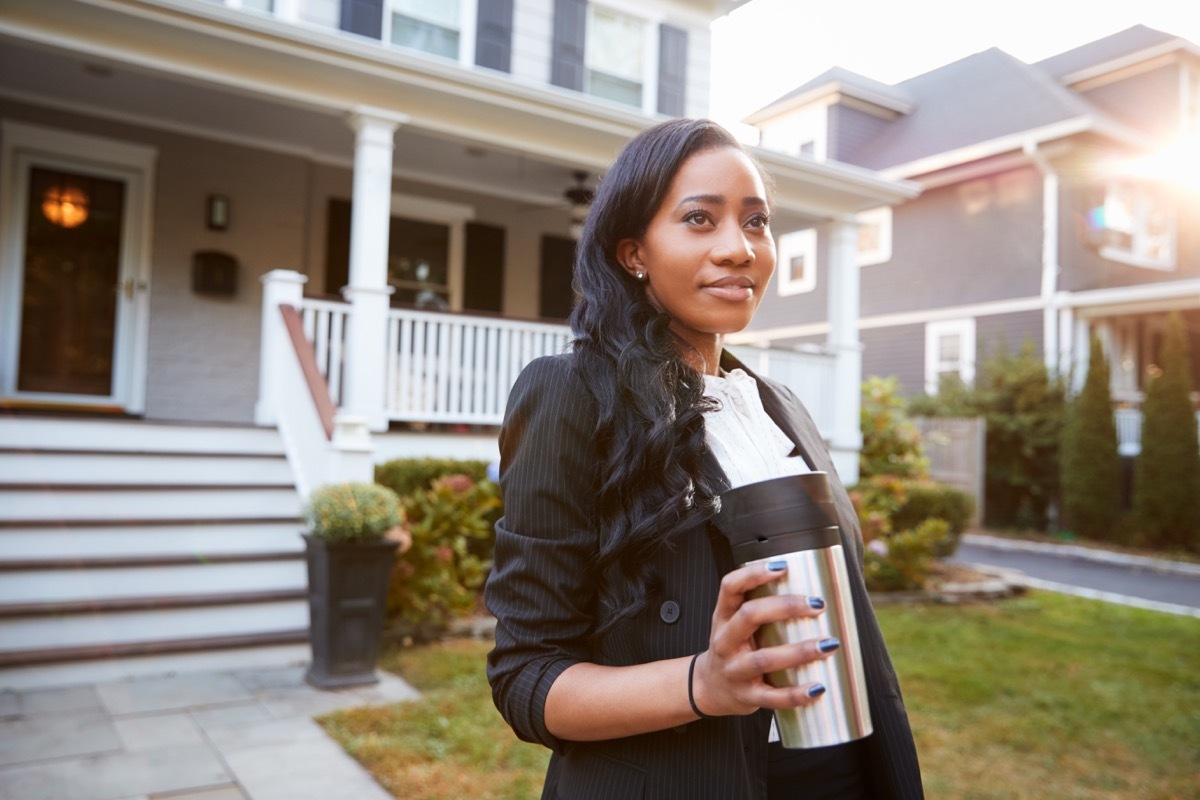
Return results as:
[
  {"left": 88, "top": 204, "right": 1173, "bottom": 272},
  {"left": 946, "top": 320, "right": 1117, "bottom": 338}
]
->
[{"left": 303, "top": 533, "right": 400, "bottom": 689}]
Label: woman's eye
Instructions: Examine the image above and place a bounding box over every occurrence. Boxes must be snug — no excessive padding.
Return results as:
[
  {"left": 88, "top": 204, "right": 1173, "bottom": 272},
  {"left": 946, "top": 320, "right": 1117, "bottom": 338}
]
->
[
  {"left": 745, "top": 213, "right": 770, "bottom": 229},
  {"left": 683, "top": 210, "right": 711, "bottom": 225}
]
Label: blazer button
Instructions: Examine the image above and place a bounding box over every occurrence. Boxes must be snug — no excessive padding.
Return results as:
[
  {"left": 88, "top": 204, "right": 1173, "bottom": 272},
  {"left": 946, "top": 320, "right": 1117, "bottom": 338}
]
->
[{"left": 659, "top": 600, "right": 680, "bottom": 624}]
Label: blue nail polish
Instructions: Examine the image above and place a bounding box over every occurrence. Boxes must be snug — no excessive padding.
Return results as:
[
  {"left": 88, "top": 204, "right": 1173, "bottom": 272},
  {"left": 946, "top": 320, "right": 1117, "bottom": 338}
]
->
[
  {"left": 818, "top": 637, "right": 841, "bottom": 653},
  {"left": 767, "top": 560, "right": 788, "bottom": 572},
  {"left": 808, "top": 597, "right": 826, "bottom": 610},
  {"left": 807, "top": 684, "right": 827, "bottom": 698}
]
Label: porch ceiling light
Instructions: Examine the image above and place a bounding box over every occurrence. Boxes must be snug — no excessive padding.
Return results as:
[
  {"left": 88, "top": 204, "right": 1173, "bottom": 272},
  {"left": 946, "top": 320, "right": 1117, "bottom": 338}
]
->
[
  {"left": 565, "top": 171, "right": 593, "bottom": 239},
  {"left": 42, "top": 185, "right": 89, "bottom": 228}
]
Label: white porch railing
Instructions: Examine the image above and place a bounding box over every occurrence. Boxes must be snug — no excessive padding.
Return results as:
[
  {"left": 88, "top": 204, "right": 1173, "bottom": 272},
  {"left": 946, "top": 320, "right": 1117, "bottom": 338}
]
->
[
  {"left": 1115, "top": 407, "right": 1200, "bottom": 457},
  {"left": 292, "top": 297, "right": 838, "bottom": 434}
]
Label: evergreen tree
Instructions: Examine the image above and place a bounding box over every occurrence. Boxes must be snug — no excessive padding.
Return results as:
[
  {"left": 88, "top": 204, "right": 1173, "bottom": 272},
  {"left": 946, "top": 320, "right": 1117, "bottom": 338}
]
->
[
  {"left": 1133, "top": 312, "right": 1200, "bottom": 551},
  {"left": 1060, "top": 336, "right": 1119, "bottom": 541}
]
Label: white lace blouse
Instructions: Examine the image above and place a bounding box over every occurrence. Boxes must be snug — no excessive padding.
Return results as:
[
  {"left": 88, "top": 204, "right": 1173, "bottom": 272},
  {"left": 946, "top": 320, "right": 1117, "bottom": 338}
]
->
[{"left": 702, "top": 368, "right": 811, "bottom": 489}]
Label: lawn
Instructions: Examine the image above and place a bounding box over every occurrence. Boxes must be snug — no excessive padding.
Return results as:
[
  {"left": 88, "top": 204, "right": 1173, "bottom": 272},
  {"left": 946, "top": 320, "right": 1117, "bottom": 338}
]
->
[{"left": 317, "top": 592, "right": 1199, "bottom": 800}]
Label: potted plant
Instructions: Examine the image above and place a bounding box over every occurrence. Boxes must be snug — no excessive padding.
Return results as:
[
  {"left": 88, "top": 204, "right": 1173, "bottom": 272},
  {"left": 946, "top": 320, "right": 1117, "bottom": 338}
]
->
[{"left": 302, "top": 481, "right": 406, "bottom": 688}]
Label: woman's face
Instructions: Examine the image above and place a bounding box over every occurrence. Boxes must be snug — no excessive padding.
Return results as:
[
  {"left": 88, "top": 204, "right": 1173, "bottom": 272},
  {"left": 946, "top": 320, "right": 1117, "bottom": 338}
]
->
[{"left": 618, "top": 146, "right": 775, "bottom": 361}]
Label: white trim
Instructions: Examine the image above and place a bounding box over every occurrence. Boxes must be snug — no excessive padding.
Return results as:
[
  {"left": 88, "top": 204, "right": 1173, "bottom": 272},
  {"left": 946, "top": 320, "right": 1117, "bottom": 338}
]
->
[
  {"left": 1057, "top": 39, "right": 1199, "bottom": 89},
  {"left": 924, "top": 318, "right": 975, "bottom": 394},
  {"left": 879, "top": 116, "right": 1145, "bottom": 180},
  {"left": 0, "top": 121, "right": 156, "bottom": 413},
  {"left": 732, "top": 295, "right": 1046, "bottom": 343},
  {"left": 775, "top": 229, "right": 817, "bottom": 296},
  {"left": 1060, "top": 278, "right": 1200, "bottom": 315},
  {"left": 388, "top": 194, "right": 475, "bottom": 311},
  {"left": 855, "top": 207, "right": 891, "bottom": 267}
]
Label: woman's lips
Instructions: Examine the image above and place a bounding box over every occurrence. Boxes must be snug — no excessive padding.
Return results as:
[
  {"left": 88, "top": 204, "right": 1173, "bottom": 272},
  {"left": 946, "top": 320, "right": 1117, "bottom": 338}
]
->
[{"left": 703, "top": 276, "right": 754, "bottom": 300}]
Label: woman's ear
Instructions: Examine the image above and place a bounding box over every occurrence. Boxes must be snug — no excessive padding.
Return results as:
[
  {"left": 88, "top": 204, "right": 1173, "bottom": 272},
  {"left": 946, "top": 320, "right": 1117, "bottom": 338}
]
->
[{"left": 615, "top": 238, "right": 644, "bottom": 281}]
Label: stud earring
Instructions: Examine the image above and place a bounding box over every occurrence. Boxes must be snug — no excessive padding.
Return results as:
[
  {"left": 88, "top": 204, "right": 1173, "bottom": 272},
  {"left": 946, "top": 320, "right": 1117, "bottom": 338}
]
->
[{"left": 635, "top": 270, "right": 646, "bottom": 281}]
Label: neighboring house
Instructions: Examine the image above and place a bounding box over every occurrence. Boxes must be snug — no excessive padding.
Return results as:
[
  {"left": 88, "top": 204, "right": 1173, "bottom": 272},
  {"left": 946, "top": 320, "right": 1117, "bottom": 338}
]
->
[
  {"left": 0, "top": 0, "right": 915, "bottom": 685},
  {"left": 735, "top": 25, "right": 1200, "bottom": 456}
]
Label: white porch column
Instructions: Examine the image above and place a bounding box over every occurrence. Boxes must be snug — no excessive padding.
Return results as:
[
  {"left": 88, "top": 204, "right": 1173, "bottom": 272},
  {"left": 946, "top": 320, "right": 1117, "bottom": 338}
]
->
[
  {"left": 342, "top": 108, "right": 407, "bottom": 432},
  {"left": 255, "top": 269, "right": 308, "bottom": 426},
  {"left": 825, "top": 218, "right": 863, "bottom": 485}
]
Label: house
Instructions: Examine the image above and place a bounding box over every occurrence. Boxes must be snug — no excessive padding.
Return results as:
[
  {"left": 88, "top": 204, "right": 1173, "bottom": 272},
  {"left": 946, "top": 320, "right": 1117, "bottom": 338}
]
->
[
  {"left": 0, "top": 0, "right": 916, "bottom": 687},
  {"left": 734, "top": 25, "right": 1200, "bottom": 457}
]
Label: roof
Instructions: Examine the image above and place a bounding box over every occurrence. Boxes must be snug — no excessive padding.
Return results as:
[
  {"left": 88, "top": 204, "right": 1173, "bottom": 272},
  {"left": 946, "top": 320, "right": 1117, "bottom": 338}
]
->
[
  {"left": 849, "top": 47, "right": 1096, "bottom": 170},
  {"left": 745, "top": 66, "right": 914, "bottom": 124},
  {"left": 1033, "top": 24, "right": 1182, "bottom": 80}
]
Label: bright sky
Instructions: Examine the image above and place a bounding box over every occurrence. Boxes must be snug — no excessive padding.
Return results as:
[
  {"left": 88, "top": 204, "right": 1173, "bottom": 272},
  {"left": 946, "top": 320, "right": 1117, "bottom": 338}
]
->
[{"left": 710, "top": 0, "right": 1200, "bottom": 129}]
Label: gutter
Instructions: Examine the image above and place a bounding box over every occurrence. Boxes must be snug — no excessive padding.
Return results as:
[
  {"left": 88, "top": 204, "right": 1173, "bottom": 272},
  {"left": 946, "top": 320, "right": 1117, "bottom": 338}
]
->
[{"left": 1024, "top": 140, "right": 1062, "bottom": 375}]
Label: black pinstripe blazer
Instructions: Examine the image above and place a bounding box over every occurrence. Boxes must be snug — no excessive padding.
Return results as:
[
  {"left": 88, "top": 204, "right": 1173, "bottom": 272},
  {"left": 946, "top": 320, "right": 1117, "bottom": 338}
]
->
[{"left": 486, "top": 352, "right": 924, "bottom": 800}]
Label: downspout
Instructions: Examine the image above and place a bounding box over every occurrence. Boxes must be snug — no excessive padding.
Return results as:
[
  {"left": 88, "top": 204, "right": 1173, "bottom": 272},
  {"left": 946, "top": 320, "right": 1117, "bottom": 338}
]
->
[{"left": 1024, "top": 140, "right": 1061, "bottom": 375}]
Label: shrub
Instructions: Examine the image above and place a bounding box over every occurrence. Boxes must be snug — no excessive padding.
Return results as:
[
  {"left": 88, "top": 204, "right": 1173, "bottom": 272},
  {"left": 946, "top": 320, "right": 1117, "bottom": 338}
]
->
[
  {"left": 853, "top": 476, "right": 973, "bottom": 559},
  {"left": 375, "top": 458, "right": 491, "bottom": 498},
  {"left": 387, "top": 474, "right": 502, "bottom": 641},
  {"left": 304, "top": 482, "right": 402, "bottom": 544},
  {"left": 1133, "top": 312, "right": 1200, "bottom": 551},
  {"left": 860, "top": 376, "right": 929, "bottom": 480},
  {"left": 863, "top": 519, "right": 948, "bottom": 592},
  {"left": 909, "top": 340, "right": 1064, "bottom": 531},
  {"left": 1060, "top": 336, "right": 1120, "bottom": 542}
]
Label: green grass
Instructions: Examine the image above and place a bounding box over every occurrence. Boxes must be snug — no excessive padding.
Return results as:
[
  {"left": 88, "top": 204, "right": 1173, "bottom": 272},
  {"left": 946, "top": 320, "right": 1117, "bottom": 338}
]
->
[{"left": 319, "top": 593, "right": 1200, "bottom": 799}]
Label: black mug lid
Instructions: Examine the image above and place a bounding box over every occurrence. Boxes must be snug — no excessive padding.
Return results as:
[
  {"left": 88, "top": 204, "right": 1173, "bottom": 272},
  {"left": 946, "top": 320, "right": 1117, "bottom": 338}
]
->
[{"left": 714, "top": 473, "right": 841, "bottom": 560}]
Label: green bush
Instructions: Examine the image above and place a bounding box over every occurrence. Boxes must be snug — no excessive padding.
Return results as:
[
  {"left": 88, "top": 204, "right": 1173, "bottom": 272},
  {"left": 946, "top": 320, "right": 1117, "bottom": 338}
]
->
[
  {"left": 387, "top": 473, "right": 502, "bottom": 641},
  {"left": 304, "top": 482, "right": 403, "bottom": 544},
  {"left": 909, "top": 340, "right": 1064, "bottom": 531},
  {"left": 375, "top": 458, "right": 491, "bottom": 498},
  {"left": 853, "top": 476, "right": 973, "bottom": 559},
  {"left": 863, "top": 518, "right": 948, "bottom": 592},
  {"left": 860, "top": 376, "right": 929, "bottom": 480},
  {"left": 1133, "top": 313, "right": 1200, "bottom": 551},
  {"left": 1060, "top": 336, "right": 1120, "bottom": 542}
]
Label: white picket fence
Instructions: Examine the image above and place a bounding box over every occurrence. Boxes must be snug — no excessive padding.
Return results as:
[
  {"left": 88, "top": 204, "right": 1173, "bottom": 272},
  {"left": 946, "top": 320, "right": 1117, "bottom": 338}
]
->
[{"left": 296, "top": 299, "right": 838, "bottom": 432}]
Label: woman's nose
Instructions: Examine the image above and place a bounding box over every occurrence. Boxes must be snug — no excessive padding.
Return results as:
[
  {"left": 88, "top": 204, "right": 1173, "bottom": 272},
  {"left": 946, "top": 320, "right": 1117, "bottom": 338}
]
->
[{"left": 712, "top": 226, "right": 754, "bottom": 265}]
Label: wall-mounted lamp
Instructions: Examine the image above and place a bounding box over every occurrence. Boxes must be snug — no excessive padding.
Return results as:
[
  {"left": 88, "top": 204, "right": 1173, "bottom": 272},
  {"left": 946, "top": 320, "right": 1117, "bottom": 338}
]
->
[
  {"left": 42, "top": 185, "right": 90, "bottom": 228},
  {"left": 207, "top": 194, "right": 230, "bottom": 231}
]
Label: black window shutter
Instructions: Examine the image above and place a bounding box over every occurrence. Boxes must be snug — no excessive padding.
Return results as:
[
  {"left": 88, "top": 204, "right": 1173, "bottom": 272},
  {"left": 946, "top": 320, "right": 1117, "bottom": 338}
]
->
[
  {"left": 539, "top": 234, "right": 577, "bottom": 320},
  {"left": 475, "top": 0, "right": 514, "bottom": 72},
  {"left": 657, "top": 24, "right": 688, "bottom": 117},
  {"left": 463, "top": 222, "right": 506, "bottom": 313},
  {"left": 340, "top": 0, "right": 384, "bottom": 39},
  {"left": 550, "top": 0, "right": 586, "bottom": 91}
]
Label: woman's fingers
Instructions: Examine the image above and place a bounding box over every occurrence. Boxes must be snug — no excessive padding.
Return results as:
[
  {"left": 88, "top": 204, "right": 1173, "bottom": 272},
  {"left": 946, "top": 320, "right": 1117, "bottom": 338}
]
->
[{"left": 724, "top": 636, "right": 841, "bottom": 683}]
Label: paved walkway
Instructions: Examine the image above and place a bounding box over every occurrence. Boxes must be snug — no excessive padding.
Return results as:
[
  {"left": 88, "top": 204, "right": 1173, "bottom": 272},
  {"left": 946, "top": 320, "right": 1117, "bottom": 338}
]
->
[{"left": 0, "top": 664, "right": 419, "bottom": 800}]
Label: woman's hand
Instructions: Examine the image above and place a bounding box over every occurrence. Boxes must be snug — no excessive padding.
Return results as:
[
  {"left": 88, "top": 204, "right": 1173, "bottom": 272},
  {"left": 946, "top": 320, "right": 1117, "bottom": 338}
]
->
[{"left": 691, "top": 560, "right": 837, "bottom": 717}]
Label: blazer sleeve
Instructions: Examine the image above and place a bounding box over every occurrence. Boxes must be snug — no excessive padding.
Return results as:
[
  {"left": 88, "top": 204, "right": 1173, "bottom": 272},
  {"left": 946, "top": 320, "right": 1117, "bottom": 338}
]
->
[{"left": 485, "top": 355, "right": 602, "bottom": 753}]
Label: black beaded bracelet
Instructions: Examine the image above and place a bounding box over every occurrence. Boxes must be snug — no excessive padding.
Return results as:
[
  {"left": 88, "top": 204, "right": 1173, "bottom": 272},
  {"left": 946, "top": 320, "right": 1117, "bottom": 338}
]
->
[{"left": 688, "top": 652, "right": 716, "bottom": 720}]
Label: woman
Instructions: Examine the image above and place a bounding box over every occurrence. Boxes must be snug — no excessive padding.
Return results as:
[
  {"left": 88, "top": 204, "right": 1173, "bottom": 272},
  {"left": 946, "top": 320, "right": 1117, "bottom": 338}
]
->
[{"left": 486, "top": 118, "right": 923, "bottom": 799}]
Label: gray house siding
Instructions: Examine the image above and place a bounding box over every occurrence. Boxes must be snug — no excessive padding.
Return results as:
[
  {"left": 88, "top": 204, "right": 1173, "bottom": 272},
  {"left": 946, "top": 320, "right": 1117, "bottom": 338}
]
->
[
  {"left": 861, "top": 323, "right": 925, "bottom": 393},
  {"left": 861, "top": 167, "right": 1043, "bottom": 317},
  {"left": 828, "top": 105, "right": 892, "bottom": 163},
  {"left": 1076, "top": 65, "right": 1182, "bottom": 139},
  {"left": 976, "top": 310, "right": 1043, "bottom": 361}
]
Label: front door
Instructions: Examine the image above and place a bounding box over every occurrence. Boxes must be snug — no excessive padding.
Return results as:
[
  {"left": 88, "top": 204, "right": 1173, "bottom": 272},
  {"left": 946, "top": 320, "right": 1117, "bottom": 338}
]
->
[{"left": 1, "top": 123, "right": 154, "bottom": 412}]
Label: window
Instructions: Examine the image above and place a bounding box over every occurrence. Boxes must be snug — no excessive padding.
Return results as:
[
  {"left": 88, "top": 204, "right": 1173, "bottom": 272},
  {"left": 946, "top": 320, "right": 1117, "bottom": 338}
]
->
[
  {"left": 389, "top": 0, "right": 466, "bottom": 61},
  {"left": 1095, "top": 181, "right": 1175, "bottom": 270},
  {"left": 925, "top": 319, "right": 975, "bottom": 394},
  {"left": 585, "top": 6, "right": 647, "bottom": 108},
  {"left": 759, "top": 105, "right": 828, "bottom": 160},
  {"left": 776, "top": 230, "right": 817, "bottom": 296},
  {"left": 856, "top": 207, "right": 892, "bottom": 266}
]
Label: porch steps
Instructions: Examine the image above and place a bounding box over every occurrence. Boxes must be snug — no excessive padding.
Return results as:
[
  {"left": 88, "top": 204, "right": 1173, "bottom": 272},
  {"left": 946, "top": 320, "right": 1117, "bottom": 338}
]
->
[{"left": 0, "top": 416, "right": 311, "bottom": 685}]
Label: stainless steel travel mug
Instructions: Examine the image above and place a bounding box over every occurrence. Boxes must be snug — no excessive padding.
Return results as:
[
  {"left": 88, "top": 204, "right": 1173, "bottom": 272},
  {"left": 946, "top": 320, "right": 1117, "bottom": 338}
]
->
[{"left": 715, "top": 472, "right": 872, "bottom": 749}]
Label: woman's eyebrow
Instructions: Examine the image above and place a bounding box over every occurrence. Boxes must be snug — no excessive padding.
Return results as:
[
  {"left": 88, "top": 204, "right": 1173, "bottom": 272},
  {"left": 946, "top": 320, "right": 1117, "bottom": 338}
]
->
[{"left": 675, "top": 194, "right": 768, "bottom": 208}]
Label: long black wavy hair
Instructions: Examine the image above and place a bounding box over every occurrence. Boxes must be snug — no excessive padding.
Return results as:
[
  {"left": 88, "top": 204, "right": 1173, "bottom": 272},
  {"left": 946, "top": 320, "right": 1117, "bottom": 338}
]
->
[{"left": 569, "top": 118, "right": 762, "bottom": 634}]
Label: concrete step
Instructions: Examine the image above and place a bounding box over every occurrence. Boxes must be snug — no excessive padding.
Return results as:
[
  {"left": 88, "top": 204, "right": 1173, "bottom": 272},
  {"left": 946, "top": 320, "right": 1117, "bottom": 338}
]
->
[
  {"left": 0, "top": 522, "right": 303, "bottom": 562},
  {"left": 0, "top": 560, "right": 307, "bottom": 605},
  {"left": 0, "top": 451, "right": 294, "bottom": 487},
  {"left": 0, "top": 487, "right": 302, "bottom": 523},
  {"left": 0, "top": 600, "right": 309, "bottom": 656},
  {"left": 0, "top": 416, "right": 286, "bottom": 455}
]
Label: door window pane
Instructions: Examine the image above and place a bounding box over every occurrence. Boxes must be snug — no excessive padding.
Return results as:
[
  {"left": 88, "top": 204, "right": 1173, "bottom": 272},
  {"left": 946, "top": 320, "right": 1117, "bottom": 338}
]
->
[
  {"left": 388, "top": 217, "right": 450, "bottom": 309},
  {"left": 19, "top": 167, "right": 125, "bottom": 395}
]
